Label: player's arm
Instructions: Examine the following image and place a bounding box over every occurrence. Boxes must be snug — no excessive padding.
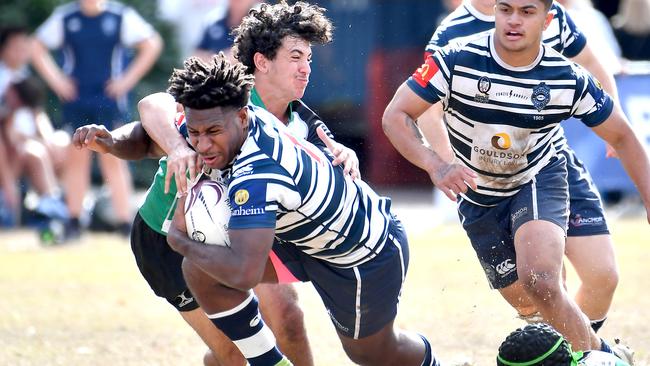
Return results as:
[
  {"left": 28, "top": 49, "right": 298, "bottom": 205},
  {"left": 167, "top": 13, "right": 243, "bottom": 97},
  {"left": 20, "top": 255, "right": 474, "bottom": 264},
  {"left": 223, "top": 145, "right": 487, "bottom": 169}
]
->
[
  {"left": 417, "top": 102, "right": 455, "bottom": 163},
  {"left": 590, "top": 107, "right": 650, "bottom": 222},
  {"left": 382, "top": 82, "right": 476, "bottom": 200},
  {"left": 166, "top": 194, "right": 275, "bottom": 291},
  {"left": 31, "top": 39, "right": 77, "bottom": 102},
  {"left": 72, "top": 121, "right": 164, "bottom": 160},
  {"left": 138, "top": 92, "right": 201, "bottom": 194}
]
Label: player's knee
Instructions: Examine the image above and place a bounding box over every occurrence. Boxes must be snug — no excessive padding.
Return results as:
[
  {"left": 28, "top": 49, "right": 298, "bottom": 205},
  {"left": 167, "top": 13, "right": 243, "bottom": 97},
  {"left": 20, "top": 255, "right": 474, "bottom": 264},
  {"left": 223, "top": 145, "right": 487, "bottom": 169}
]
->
[
  {"left": 520, "top": 270, "right": 562, "bottom": 300},
  {"left": 268, "top": 296, "right": 307, "bottom": 342},
  {"left": 590, "top": 267, "right": 619, "bottom": 294}
]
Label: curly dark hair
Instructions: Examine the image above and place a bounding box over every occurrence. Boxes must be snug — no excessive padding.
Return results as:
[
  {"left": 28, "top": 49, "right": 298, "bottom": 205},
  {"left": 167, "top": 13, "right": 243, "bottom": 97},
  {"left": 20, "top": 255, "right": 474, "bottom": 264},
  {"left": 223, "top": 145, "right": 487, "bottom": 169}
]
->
[
  {"left": 497, "top": 323, "right": 573, "bottom": 366},
  {"left": 167, "top": 53, "right": 255, "bottom": 110},
  {"left": 232, "top": 1, "right": 333, "bottom": 74}
]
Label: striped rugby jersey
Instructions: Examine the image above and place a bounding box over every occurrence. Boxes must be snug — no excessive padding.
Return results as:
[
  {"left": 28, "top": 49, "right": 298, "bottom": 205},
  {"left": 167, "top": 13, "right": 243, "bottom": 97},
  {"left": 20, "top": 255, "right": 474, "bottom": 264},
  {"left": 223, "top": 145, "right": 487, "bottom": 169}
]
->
[
  {"left": 425, "top": 1, "right": 589, "bottom": 154},
  {"left": 227, "top": 105, "right": 392, "bottom": 267},
  {"left": 425, "top": 1, "right": 586, "bottom": 58},
  {"left": 408, "top": 34, "right": 613, "bottom": 206}
]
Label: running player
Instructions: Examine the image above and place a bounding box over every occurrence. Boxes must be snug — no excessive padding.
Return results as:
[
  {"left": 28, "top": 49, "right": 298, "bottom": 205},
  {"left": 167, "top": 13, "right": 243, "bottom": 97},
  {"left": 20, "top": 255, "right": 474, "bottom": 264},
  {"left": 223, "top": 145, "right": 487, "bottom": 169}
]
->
[
  {"left": 382, "top": 0, "right": 650, "bottom": 357},
  {"left": 419, "top": 0, "right": 620, "bottom": 333}
]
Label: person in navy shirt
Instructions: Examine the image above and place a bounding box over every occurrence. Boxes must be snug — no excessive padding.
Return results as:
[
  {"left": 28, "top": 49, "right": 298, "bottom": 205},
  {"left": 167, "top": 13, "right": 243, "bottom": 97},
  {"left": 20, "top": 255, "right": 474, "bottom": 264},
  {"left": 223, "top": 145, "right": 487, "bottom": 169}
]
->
[
  {"left": 31, "top": 0, "right": 162, "bottom": 237},
  {"left": 193, "top": 0, "right": 260, "bottom": 63}
]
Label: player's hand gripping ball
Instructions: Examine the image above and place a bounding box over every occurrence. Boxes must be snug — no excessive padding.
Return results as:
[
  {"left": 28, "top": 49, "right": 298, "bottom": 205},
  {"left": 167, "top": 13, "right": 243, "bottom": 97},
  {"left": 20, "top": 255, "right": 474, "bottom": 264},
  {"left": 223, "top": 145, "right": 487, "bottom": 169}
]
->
[{"left": 184, "top": 178, "right": 231, "bottom": 246}]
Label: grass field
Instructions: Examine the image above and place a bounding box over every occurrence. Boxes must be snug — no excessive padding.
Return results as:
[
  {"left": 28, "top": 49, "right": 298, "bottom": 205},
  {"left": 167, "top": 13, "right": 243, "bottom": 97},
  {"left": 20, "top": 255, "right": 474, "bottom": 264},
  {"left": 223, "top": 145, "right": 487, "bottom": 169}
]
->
[{"left": 1, "top": 206, "right": 649, "bottom": 365}]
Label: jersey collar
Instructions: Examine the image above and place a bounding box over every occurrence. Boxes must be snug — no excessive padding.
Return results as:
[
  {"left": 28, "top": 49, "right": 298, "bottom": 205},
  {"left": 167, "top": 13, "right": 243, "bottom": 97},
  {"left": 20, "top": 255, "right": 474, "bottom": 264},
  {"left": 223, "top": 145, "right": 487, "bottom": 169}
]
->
[
  {"left": 463, "top": 0, "right": 495, "bottom": 22},
  {"left": 489, "top": 34, "right": 545, "bottom": 72}
]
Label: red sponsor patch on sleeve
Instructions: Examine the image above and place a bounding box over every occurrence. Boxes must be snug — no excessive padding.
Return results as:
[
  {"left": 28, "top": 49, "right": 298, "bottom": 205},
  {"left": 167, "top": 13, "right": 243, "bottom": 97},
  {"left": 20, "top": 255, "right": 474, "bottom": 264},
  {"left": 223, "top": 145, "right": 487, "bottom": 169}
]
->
[
  {"left": 412, "top": 55, "right": 439, "bottom": 88},
  {"left": 175, "top": 112, "right": 185, "bottom": 127}
]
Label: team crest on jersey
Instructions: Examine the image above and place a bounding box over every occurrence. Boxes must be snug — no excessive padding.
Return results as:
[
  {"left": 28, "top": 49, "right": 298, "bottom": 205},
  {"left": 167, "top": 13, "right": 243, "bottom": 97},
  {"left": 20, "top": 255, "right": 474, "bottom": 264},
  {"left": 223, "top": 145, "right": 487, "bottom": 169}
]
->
[
  {"left": 474, "top": 76, "right": 491, "bottom": 103},
  {"left": 67, "top": 17, "right": 82, "bottom": 33},
  {"left": 531, "top": 82, "right": 550, "bottom": 111},
  {"left": 234, "top": 189, "right": 249, "bottom": 205},
  {"left": 101, "top": 16, "right": 118, "bottom": 36}
]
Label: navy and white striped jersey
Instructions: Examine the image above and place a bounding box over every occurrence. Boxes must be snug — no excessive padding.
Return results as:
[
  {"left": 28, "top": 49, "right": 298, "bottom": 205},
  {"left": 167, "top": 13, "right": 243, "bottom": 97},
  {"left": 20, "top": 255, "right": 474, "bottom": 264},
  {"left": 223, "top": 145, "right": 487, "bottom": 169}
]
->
[
  {"left": 228, "top": 105, "right": 392, "bottom": 267},
  {"left": 425, "top": 1, "right": 585, "bottom": 58},
  {"left": 408, "top": 34, "right": 613, "bottom": 206}
]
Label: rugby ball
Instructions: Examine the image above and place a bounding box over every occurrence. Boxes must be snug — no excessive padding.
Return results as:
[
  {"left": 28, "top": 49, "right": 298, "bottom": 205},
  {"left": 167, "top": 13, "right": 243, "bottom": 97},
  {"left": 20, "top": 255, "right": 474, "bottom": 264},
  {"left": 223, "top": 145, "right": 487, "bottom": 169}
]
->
[{"left": 184, "top": 178, "right": 231, "bottom": 246}]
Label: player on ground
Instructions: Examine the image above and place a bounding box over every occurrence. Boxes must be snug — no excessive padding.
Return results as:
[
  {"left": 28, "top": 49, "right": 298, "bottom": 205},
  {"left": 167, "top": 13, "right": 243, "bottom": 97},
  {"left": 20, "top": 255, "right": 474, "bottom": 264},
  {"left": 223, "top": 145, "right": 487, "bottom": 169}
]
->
[
  {"left": 498, "top": 323, "right": 630, "bottom": 366},
  {"left": 164, "top": 54, "right": 440, "bottom": 366},
  {"left": 382, "top": 0, "right": 650, "bottom": 357},
  {"left": 419, "top": 0, "right": 621, "bottom": 334}
]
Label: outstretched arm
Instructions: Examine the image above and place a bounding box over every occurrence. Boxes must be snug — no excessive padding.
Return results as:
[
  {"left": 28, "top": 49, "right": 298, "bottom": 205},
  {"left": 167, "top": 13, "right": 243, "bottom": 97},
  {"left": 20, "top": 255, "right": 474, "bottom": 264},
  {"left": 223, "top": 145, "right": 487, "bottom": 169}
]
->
[
  {"left": 591, "top": 106, "right": 650, "bottom": 222},
  {"left": 382, "top": 82, "right": 477, "bottom": 201},
  {"left": 72, "top": 122, "right": 164, "bottom": 160},
  {"left": 138, "top": 92, "right": 201, "bottom": 194}
]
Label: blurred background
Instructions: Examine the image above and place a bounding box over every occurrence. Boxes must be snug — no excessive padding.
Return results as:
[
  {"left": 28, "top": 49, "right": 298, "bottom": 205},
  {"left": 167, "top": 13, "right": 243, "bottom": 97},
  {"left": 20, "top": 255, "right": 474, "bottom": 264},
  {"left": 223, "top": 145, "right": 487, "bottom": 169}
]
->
[{"left": 1, "top": 0, "right": 649, "bottom": 238}]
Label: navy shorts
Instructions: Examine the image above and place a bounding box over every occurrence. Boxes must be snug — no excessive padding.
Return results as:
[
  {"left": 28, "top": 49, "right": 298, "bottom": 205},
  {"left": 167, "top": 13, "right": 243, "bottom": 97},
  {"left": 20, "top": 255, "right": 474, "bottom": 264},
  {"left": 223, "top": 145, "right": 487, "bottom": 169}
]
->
[
  {"left": 561, "top": 148, "right": 610, "bottom": 236},
  {"left": 62, "top": 96, "right": 126, "bottom": 131},
  {"left": 458, "top": 156, "right": 570, "bottom": 289},
  {"left": 270, "top": 216, "right": 409, "bottom": 339},
  {"left": 130, "top": 212, "right": 199, "bottom": 312}
]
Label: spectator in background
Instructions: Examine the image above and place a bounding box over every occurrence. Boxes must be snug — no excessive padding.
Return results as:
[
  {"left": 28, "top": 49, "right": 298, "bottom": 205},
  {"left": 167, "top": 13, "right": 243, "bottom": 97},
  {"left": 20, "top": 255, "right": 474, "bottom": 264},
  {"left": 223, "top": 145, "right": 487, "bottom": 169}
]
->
[
  {"left": 31, "top": 0, "right": 163, "bottom": 238},
  {"left": 612, "top": 0, "right": 650, "bottom": 61},
  {"left": 0, "top": 25, "right": 31, "bottom": 226},
  {"left": 0, "top": 25, "right": 68, "bottom": 240},
  {"left": 557, "top": 0, "right": 623, "bottom": 74},
  {"left": 0, "top": 26, "right": 31, "bottom": 102},
  {"left": 1, "top": 80, "right": 70, "bottom": 242},
  {"left": 8, "top": 78, "right": 70, "bottom": 180},
  {"left": 193, "top": 0, "right": 261, "bottom": 63},
  {"left": 156, "top": 0, "right": 225, "bottom": 60}
]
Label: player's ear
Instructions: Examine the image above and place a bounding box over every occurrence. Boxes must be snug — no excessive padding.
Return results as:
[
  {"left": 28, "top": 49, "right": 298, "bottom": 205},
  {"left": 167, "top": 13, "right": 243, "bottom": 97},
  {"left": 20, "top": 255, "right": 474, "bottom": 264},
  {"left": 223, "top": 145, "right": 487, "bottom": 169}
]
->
[
  {"left": 253, "top": 52, "right": 269, "bottom": 73},
  {"left": 237, "top": 107, "right": 248, "bottom": 128}
]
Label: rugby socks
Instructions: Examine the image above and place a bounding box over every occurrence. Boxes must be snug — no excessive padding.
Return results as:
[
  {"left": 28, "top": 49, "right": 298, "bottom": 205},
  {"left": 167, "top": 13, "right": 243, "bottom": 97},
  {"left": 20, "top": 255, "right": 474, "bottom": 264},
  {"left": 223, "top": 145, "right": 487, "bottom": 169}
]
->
[
  {"left": 590, "top": 317, "right": 607, "bottom": 333},
  {"left": 419, "top": 334, "right": 441, "bottom": 366},
  {"left": 207, "top": 292, "right": 287, "bottom": 366}
]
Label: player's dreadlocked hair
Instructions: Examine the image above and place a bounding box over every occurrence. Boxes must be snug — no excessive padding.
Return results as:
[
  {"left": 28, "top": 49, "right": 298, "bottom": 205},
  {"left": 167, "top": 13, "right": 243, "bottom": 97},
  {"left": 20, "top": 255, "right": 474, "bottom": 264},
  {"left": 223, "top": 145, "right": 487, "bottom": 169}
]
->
[
  {"left": 232, "top": 1, "right": 333, "bottom": 74},
  {"left": 167, "top": 53, "right": 254, "bottom": 110},
  {"left": 497, "top": 323, "right": 574, "bottom": 366}
]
